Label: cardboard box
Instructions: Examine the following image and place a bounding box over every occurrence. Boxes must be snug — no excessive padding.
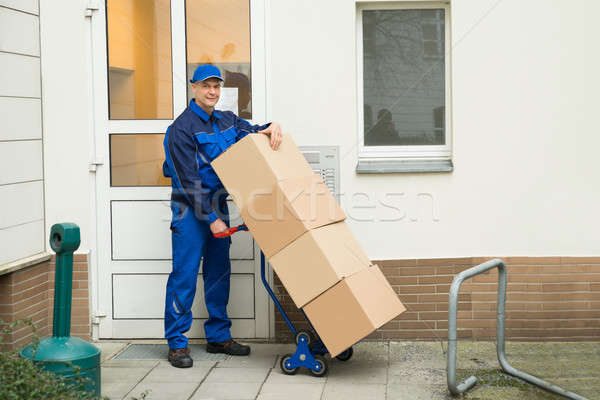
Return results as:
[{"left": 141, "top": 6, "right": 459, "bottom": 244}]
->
[
  {"left": 303, "top": 264, "right": 407, "bottom": 357},
  {"left": 211, "top": 134, "right": 313, "bottom": 208},
  {"left": 240, "top": 174, "right": 346, "bottom": 257},
  {"left": 212, "top": 133, "right": 406, "bottom": 355},
  {"left": 212, "top": 134, "right": 345, "bottom": 257},
  {"left": 269, "top": 221, "right": 372, "bottom": 308}
]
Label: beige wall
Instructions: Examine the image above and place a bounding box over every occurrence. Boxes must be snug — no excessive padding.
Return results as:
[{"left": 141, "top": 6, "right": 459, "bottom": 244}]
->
[{"left": 0, "top": 1, "right": 45, "bottom": 265}]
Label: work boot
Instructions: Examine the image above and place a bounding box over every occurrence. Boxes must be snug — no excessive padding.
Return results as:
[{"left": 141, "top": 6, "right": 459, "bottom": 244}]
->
[
  {"left": 206, "top": 339, "right": 251, "bottom": 356},
  {"left": 168, "top": 347, "right": 193, "bottom": 368}
]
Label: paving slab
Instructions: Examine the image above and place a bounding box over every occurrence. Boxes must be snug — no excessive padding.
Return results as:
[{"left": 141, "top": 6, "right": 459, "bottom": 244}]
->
[
  {"left": 256, "top": 382, "right": 325, "bottom": 400},
  {"left": 326, "top": 363, "right": 388, "bottom": 384},
  {"left": 265, "top": 364, "right": 328, "bottom": 384},
  {"left": 127, "top": 381, "right": 199, "bottom": 400},
  {"left": 114, "top": 344, "right": 227, "bottom": 361},
  {"left": 96, "top": 340, "right": 598, "bottom": 400},
  {"left": 390, "top": 341, "right": 447, "bottom": 368},
  {"left": 101, "top": 380, "right": 141, "bottom": 400},
  {"left": 242, "top": 342, "right": 296, "bottom": 356},
  {"left": 190, "top": 382, "right": 263, "bottom": 400},
  {"left": 204, "top": 367, "right": 270, "bottom": 383},
  {"left": 347, "top": 341, "right": 389, "bottom": 363},
  {"left": 102, "top": 366, "right": 155, "bottom": 384},
  {"left": 217, "top": 355, "right": 277, "bottom": 369},
  {"left": 142, "top": 362, "right": 213, "bottom": 383},
  {"left": 321, "top": 383, "right": 387, "bottom": 400},
  {"left": 102, "top": 359, "right": 161, "bottom": 368},
  {"left": 156, "top": 359, "right": 218, "bottom": 369},
  {"left": 96, "top": 342, "right": 129, "bottom": 363}
]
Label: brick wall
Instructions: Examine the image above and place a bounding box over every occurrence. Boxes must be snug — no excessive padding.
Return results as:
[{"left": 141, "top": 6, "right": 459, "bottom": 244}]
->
[
  {"left": 0, "top": 254, "right": 91, "bottom": 351},
  {"left": 0, "top": 261, "right": 52, "bottom": 351},
  {"left": 274, "top": 257, "right": 600, "bottom": 342}
]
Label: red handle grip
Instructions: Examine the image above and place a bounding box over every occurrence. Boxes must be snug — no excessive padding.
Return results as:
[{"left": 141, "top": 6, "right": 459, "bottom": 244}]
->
[{"left": 213, "top": 224, "right": 248, "bottom": 238}]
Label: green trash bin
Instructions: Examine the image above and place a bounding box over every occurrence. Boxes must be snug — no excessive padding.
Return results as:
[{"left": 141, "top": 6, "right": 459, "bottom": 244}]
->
[{"left": 20, "top": 223, "right": 101, "bottom": 397}]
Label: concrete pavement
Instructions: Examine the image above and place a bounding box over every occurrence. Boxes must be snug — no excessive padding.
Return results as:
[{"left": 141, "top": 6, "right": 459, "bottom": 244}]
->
[{"left": 97, "top": 341, "right": 600, "bottom": 400}]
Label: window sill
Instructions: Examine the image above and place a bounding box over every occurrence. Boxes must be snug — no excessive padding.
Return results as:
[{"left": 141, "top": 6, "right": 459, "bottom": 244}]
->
[
  {"left": 356, "top": 158, "right": 453, "bottom": 174},
  {"left": 0, "top": 252, "right": 52, "bottom": 277}
]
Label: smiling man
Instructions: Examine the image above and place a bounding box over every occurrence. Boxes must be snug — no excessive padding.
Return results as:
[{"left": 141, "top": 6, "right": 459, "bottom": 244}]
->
[{"left": 162, "top": 64, "right": 282, "bottom": 368}]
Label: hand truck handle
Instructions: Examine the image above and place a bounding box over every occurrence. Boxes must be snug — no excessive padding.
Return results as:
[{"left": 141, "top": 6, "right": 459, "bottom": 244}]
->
[{"left": 213, "top": 224, "right": 248, "bottom": 238}]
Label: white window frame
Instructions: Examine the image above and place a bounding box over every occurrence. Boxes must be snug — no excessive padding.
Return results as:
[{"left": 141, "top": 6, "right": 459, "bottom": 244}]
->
[{"left": 356, "top": 1, "right": 452, "bottom": 163}]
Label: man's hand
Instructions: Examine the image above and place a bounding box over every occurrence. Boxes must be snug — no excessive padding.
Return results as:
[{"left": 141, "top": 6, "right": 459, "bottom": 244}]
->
[
  {"left": 210, "top": 218, "right": 228, "bottom": 235},
  {"left": 258, "top": 122, "right": 282, "bottom": 150}
]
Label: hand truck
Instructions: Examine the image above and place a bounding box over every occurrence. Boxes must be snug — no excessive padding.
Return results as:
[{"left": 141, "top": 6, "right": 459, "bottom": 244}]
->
[{"left": 215, "top": 224, "right": 354, "bottom": 376}]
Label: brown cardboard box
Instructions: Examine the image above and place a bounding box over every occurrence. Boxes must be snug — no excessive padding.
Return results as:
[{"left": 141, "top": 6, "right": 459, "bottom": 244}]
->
[
  {"left": 240, "top": 174, "right": 346, "bottom": 257},
  {"left": 269, "top": 221, "right": 371, "bottom": 308},
  {"left": 303, "top": 264, "right": 407, "bottom": 357},
  {"left": 211, "top": 133, "right": 313, "bottom": 208},
  {"left": 212, "top": 134, "right": 406, "bottom": 355},
  {"left": 212, "top": 134, "right": 345, "bottom": 257}
]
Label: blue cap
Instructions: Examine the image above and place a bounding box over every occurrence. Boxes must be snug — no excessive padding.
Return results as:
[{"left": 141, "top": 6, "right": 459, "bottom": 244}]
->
[{"left": 190, "top": 64, "right": 224, "bottom": 83}]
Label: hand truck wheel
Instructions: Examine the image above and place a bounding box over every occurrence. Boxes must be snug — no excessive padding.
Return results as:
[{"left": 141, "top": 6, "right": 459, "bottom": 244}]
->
[
  {"left": 295, "top": 330, "right": 315, "bottom": 346},
  {"left": 280, "top": 353, "right": 298, "bottom": 375},
  {"left": 310, "top": 355, "right": 328, "bottom": 377},
  {"left": 335, "top": 347, "right": 354, "bottom": 361}
]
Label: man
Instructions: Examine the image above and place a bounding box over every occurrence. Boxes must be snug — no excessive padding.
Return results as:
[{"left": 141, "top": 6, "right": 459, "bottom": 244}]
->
[{"left": 162, "top": 64, "right": 282, "bottom": 368}]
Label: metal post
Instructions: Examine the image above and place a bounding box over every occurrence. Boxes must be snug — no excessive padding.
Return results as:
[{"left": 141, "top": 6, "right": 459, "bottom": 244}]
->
[
  {"left": 50, "top": 224, "right": 80, "bottom": 337},
  {"left": 20, "top": 223, "right": 101, "bottom": 397},
  {"left": 447, "top": 259, "right": 588, "bottom": 400},
  {"left": 53, "top": 247, "right": 73, "bottom": 337}
]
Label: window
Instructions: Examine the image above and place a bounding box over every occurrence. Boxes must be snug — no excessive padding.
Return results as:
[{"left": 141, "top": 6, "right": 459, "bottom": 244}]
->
[
  {"left": 357, "top": 2, "right": 452, "bottom": 172},
  {"left": 110, "top": 134, "right": 169, "bottom": 187},
  {"left": 185, "top": 0, "right": 253, "bottom": 119},
  {"left": 106, "top": 0, "right": 173, "bottom": 119}
]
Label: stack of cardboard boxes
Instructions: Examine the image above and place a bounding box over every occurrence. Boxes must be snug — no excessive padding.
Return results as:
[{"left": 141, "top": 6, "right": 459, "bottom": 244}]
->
[{"left": 212, "top": 134, "right": 406, "bottom": 356}]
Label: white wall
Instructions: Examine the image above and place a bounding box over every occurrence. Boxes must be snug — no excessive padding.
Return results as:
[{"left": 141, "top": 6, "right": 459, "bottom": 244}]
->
[
  {"left": 268, "top": 0, "right": 600, "bottom": 259},
  {"left": 0, "top": 1, "right": 45, "bottom": 264},
  {"left": 31, "top": 0, "right": 600, "bottom": 264},
  {"left": 39, "top": 0, "right": 92, "bottom": 252}
]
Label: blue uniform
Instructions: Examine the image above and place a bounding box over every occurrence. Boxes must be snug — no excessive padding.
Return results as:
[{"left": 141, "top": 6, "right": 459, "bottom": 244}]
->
[{"left": 163, "top": 99, "right": 269, "bottom": 349}]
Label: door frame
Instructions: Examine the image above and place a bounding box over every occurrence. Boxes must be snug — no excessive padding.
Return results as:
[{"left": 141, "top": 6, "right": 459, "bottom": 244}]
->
[{"left": 89, "top": 0, "right": 273, "bottom": 340}]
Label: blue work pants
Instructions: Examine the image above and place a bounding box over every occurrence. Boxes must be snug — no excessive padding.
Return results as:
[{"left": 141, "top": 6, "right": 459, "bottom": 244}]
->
[{"left": 164, "top": 202, "right": 232, "bottom": 348}]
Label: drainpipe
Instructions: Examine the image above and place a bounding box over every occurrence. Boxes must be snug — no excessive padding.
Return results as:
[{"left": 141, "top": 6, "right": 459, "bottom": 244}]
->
[{"left": 84, "top": 0, "right": 102, "bottom": 341}]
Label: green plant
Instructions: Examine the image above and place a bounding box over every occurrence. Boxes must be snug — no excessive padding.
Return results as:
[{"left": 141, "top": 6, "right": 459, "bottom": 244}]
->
[
  {"left": 0, "top": 319, "right": 99, "bottom": 400},
  {"left": 1, "top": 319, "right": 153, "bottom": 400}
]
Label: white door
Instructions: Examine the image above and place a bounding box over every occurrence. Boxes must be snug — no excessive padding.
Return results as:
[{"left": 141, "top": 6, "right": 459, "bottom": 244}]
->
[{"left": 90, "top": 0, "right": 271, "bottom": 339}]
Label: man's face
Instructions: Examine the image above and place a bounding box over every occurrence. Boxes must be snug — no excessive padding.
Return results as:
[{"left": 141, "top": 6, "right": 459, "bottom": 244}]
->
[{"left": 192, "top": 78, "right": 221, "bottom": 110}]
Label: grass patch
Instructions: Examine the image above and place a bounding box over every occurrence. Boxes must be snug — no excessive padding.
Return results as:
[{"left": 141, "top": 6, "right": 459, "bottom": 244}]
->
[{"left": 456, "top": 368, "right": 565, "bottom": 399}]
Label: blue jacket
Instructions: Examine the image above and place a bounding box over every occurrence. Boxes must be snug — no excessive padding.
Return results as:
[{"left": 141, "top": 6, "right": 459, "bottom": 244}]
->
[{"left": 163, "top": 99, "right": 270, "bottom": 223}]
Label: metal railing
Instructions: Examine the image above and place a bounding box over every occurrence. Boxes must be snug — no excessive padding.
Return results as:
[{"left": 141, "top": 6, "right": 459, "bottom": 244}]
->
[{"left": 447, "top": 258, "right": 588, "bottom": 400}]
